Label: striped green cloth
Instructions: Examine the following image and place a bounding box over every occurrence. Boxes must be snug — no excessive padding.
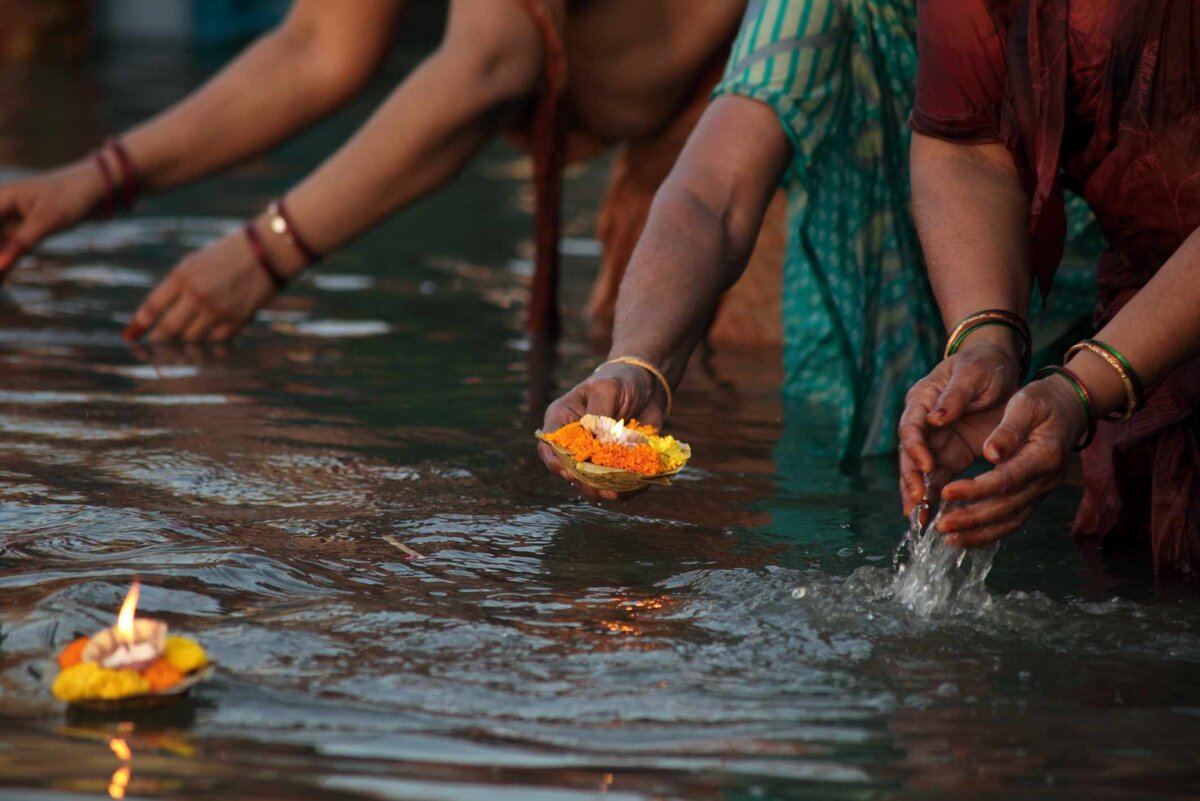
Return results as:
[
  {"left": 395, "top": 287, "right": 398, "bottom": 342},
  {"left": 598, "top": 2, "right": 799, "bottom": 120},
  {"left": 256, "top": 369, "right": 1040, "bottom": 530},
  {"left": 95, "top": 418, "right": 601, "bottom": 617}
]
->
[{"left": 714, "top": 0, "right": 941, "bottom": 460}]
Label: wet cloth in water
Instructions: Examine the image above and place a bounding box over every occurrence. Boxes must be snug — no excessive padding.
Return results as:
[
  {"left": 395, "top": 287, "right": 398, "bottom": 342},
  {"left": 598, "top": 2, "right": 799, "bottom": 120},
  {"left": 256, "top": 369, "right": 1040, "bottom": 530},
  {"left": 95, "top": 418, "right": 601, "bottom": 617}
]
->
[
  {"left": 911, "top": 0, "right": 1200, "bottom": 574},
  {"left": 713, "top": 0, "right": 942, "bottom": 459}
]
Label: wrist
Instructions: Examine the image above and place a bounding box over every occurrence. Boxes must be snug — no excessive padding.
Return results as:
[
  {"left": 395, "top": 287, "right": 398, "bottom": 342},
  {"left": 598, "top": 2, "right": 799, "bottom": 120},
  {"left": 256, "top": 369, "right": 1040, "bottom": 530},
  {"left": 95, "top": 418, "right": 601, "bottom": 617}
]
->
[
  {"left": 249, "top": 214, "right": 309, "bottom": 280},
  {"left": 1064, "top": 351, "right": 1128, "bottom": 419}
]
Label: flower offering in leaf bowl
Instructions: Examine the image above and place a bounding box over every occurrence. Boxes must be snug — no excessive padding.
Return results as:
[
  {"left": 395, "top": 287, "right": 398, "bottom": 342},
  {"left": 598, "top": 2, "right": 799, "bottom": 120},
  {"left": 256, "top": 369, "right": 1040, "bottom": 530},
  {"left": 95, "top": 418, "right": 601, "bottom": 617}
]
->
[
  {"left": 537, "top": 414, "right": 691, "bottom": 492},
  {"left": 52, "top": 580, "right": 213, "bottom": 711}
]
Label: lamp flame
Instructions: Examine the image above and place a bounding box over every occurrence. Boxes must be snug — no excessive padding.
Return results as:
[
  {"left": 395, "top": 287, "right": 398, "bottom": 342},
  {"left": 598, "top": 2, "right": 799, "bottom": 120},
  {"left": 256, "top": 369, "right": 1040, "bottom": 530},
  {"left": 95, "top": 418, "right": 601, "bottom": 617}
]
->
[{"left": 116, "top": 581, "right": 140, "bottom": 644}]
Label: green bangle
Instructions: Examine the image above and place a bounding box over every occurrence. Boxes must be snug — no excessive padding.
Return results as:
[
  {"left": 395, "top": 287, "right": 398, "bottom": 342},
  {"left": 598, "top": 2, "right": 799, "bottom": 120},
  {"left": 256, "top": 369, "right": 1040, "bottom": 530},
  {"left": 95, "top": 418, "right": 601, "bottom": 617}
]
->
[
  {"left": 1035, "top": 365, "right": 1096, "bottom": 450},
  {"left": 1082, "top": 338, "right": 1145, "bottom": 410}
]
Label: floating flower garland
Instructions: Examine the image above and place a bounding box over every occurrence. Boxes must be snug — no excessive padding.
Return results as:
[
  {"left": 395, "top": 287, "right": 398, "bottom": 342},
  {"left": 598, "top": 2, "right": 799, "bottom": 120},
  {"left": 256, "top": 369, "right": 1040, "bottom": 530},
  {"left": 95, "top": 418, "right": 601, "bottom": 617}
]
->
[
  {"left": 537, "top": 415, "right": 691, "bottom": 492},
  {"left": 52, "top": 581, "right": 212, "bottom": 709}
]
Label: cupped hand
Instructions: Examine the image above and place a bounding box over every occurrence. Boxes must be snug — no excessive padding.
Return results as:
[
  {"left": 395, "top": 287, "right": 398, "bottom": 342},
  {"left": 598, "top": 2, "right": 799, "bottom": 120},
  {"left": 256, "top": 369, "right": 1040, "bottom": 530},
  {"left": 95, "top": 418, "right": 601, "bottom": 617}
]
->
[
  {"left": 123, "top": 229, "right": 277, "bottom": 343},
  {"left": 898, "top": 341, "right": 1022, "bottom": 520},
  {"left": 0, "top": 161, "right": 107, "bottom": 278},
  {"left": 538, "top": 361, "right": 667, "bottom": 500},
  {"left": 935, "top": 373, "right": 1087, "bottom": 547}
]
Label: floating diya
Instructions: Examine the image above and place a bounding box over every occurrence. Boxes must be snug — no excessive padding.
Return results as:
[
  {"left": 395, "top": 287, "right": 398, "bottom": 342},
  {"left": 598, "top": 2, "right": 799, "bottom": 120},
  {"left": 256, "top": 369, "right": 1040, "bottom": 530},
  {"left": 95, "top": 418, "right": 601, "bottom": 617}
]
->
[
  {"left": 52, "top": 581, "right": 212, "bottom": 710},
  {"left": 537, "top": 414, "right": 691, "bottom": 492}
]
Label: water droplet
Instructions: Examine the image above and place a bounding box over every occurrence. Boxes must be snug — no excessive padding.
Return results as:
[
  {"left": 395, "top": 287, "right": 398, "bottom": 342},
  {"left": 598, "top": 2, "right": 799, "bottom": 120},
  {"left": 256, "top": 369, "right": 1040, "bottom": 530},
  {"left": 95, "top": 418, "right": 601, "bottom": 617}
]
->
[
  {"left": 936, "top": 682, "right": 958, "bottom": 697},
  {"left": 790, "top": 587, "right": 808, "bottom": 600}
]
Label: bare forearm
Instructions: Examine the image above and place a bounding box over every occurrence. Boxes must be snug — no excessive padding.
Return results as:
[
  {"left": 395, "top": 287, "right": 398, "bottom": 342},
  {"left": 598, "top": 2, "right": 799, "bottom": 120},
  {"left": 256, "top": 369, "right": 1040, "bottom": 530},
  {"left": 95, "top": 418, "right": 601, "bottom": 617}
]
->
[
  {"left": 279, "top": 50, "right": 527, "bottom": 256},
  {"left": 605, "top": 95, "right": 789, "bottom": 385},
  {"left": 122, "top": 6, "right": 399, "bottom": 192},
  {"left": 911, "top": 133, "right": 1032, "bottom": 331},
  {"left": 1065, "top": 227, "right": 1200, "bottom": 416},
  {"left": 607, "top": 186, "right": 744, "bottom": 385}
]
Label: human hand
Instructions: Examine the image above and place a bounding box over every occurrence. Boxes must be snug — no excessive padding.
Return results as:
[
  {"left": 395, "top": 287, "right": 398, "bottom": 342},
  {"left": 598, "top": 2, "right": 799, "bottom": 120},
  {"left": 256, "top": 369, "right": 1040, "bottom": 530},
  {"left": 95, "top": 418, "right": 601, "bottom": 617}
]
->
[
  {"left": 898, "top": 336, "right": 1023, "bottom": 521},
  {"left": 0, "top": 161, "right": 108, "bottom": 278},
  {"left": 538, "top": 361, "right": 668, "bottom": 500},
  {"left": 935, "top": 372, "right": 1088, "bottom": 546},
  {"left": 123, "top": 228, "right": 278, "bottom": 343}
]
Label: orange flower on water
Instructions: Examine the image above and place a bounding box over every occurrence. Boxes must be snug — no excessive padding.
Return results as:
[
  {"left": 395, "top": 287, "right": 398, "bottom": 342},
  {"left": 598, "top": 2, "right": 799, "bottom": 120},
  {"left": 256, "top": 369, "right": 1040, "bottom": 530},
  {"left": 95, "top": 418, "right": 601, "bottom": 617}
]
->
[
  {"left": 57, "top": 637, "right": 90, "bottom": 670},
  {"left": 142, "top": 657, "right": 183, "bottom": 692}
]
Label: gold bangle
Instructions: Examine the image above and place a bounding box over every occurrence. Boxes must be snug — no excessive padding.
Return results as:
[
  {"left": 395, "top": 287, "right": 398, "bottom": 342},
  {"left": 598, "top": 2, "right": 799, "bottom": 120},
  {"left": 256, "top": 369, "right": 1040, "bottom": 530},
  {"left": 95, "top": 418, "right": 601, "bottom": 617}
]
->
[
  {"left": 1065, "top": 341, "right": 1137, "bottom": 420},
  {"left": 597, "top": 356, "right": 673, "bottom": 422}
]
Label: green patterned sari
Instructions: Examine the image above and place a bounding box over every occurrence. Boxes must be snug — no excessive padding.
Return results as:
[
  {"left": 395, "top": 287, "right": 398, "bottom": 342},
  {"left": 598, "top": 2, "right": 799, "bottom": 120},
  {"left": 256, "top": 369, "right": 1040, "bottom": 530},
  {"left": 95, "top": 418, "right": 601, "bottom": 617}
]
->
[{"left": 714, "top": 0, "right": 940, "bottom": 459}]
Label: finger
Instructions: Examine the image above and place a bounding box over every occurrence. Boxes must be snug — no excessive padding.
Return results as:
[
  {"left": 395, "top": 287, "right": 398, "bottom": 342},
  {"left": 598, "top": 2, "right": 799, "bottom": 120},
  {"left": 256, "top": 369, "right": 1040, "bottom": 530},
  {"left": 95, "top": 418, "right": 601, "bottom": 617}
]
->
[
  {"left": 944, "top": 503, "right": 1035, "bottom": 548},
  {"left": 148, "top": 297, "right": 200, "bottom": 343},
  {"left": 0, "top": 237, "right": 26, "bottom": 276},
  {"left": 543, "top": 392, "right": 587, "bottom": 432},
  {"left": 583, "top": 378, "right": 624, "bottom": 419},
  {"left": 939, "top": 473, "right": 1052, "bottom": 534},
  {"left": 941, "top": 442, "right": 1059, "bottom": 506},
  {"left": 899, "top": 447, "right": 928, "bottom": 516},
  {"left": 182, "top": 308, "right": 218, "bottom": 343},
  {"left": 981, "top": 395, "right": 1041, "bottom": 463},
  {"left": 125, "top": 274, "right": 182, "bottom": 341},
  {"left": 928, "top": 361, "right": 983, "bottom": 425},
  {"left": 209, "top": 321, "right": 239, "bottom": 343},
  {"left": 538, "top": 442, "right": 573, "bottom": 481}
]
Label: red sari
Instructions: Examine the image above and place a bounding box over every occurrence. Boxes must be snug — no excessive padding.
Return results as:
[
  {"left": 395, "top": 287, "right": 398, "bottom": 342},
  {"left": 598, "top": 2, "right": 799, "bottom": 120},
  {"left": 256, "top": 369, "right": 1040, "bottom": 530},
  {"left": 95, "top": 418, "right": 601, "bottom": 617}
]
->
[{"left": 910, "top": 0, "right": 1200, "bottom": 574}]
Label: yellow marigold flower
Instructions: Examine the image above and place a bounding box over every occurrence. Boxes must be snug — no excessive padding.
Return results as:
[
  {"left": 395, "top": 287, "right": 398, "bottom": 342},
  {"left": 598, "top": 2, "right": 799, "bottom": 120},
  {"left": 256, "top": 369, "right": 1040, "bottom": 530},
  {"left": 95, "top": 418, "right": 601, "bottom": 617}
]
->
[
  {"left": 52, "top": 663, "right": 150, "bottom": 702},
  {"left": 646, "top": 434, "right": 689, "bottom": 472},
  {"left": 164, "top": 636, "right": 208, "bottom": 674}
]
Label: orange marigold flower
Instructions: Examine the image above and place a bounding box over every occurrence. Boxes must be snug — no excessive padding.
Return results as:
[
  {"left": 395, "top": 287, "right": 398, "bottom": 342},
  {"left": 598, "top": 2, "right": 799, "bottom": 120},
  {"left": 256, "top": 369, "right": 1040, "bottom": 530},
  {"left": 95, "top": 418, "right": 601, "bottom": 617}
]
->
[
  {"left": 57, "top": 637, "right": 90, "bottom": 670},
  {"left": 142, "top": 657, "right": 183, "bottom": 692},
  {"left": 628, "top": 419, "right": 659, "bottom": 437},
  {"left": 544, "top": 421, "right": 596, "bottom": 462},
  {"left": 590, "top": 442, "right": 664, "bottom": 475}
]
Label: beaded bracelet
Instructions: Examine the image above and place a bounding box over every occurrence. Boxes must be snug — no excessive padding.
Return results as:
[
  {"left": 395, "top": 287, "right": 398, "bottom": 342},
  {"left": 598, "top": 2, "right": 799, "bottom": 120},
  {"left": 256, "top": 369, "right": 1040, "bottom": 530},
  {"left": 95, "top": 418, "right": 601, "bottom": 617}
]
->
[
  {"left": 266, "top": 199, "right": 320, "bottom": 265},
  {"left": 596, "top": 356, "right": 673, "bottom": 422},
  {"left": 242, "top": 223, "right": 288, "bottom": 291},
  {"left": 944, "top": 309, "right": 1032, "bottom": 380},
  {"left": 1064, "top": 339, "right": 1144, "bottom": 420},
  {"left": 1035, "top": 365, "right": 1096, "bottom": 450}
]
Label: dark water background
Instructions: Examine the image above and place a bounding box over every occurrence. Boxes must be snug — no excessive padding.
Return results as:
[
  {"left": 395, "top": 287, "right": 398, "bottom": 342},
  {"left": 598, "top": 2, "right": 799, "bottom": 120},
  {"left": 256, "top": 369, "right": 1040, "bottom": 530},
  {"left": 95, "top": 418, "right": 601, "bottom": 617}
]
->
[{"left": 1, "top": 20, "right": 1199, "bottom": 801}]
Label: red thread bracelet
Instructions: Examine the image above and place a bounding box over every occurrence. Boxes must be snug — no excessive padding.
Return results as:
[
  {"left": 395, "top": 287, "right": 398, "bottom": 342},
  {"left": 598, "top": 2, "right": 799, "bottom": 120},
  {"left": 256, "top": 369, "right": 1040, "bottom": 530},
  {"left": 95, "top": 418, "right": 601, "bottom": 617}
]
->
[
  {"left": 105, "top": 138, "right": 138, "bottom": 211},
  {"left": 92, "top": 153, "right": 116, "bottom": 219},
  {"left": 267, "top": 199, "right": 320, "bottom": 264},
  {"left": 243, "top": 223, "right": 287, "bottom": 291}
]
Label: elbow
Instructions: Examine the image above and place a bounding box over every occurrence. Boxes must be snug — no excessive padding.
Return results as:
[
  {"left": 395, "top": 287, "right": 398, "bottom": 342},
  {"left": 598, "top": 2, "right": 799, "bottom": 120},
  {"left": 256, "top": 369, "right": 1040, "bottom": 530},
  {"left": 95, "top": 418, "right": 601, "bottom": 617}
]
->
[
  {"left": 271, "top": 20, "right": 384, "bottom": 108},
  {"left": 653, "top": 182, "right": 751, "bottom": 290},
  {"left": 444, "top": 44, "right": 541, "bottom": 114}
]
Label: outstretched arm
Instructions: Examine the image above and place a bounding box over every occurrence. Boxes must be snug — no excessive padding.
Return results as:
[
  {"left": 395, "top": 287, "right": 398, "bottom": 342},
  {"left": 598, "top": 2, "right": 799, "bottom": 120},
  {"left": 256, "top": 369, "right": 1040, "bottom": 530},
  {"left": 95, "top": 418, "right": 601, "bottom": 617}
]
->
[
  {"left": 539, "top": 94, "right": 790, "bottom": 492},
  {"left": 125, "top": 0, "right": 546, "bottom": 342},
  {"left": 0, "top": 0, "right": 402, "bottom": 271}
]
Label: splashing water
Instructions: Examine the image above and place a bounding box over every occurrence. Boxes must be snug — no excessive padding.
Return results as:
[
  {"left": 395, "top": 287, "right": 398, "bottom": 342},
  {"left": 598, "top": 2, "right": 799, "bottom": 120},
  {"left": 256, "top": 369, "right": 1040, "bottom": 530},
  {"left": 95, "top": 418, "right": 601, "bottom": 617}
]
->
[{"left": 891, "top": 479, "right": 997, "bottom": 617}]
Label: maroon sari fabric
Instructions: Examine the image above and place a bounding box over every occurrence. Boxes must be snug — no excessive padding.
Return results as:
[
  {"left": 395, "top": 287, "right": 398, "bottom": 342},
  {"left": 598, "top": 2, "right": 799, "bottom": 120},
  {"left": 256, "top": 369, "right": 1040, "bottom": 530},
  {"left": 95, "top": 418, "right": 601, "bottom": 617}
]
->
[{"left": 910, "top": 0, "right": 1200, "bottom": 574}]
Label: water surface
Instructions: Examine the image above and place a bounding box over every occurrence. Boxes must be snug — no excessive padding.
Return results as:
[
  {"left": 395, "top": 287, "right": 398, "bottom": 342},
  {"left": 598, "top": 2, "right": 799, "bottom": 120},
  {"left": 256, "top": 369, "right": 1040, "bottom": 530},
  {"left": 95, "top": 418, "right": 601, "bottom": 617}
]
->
[{"left": 1, "top": 39, "right": 1199, "bottom": 801}]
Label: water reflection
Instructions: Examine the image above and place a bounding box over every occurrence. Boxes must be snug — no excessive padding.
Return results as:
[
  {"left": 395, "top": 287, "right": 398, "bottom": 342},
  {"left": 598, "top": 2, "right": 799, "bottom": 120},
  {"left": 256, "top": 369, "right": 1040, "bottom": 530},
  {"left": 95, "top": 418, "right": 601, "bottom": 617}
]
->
[{"left": 0, "top": 45, "right": 1198, "bottom": 801}]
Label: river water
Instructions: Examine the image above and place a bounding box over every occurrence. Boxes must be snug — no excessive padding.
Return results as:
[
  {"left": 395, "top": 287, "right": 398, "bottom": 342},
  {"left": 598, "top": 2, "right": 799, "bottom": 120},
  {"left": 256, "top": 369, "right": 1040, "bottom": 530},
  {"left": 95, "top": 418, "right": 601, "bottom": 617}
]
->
[{"left": 1, "top": 35, "right": 1198, "bottom": 801}]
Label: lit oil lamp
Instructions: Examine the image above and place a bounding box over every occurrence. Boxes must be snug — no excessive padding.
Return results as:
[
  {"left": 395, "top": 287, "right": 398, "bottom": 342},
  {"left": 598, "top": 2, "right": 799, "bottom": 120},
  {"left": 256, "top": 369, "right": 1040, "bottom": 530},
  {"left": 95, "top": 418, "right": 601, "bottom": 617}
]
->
[
  {"left": 537, "top": 414, "right": 691, "bottom": 492},
  {"left": 52, "top": 580, "right": 212, "bottom": 709}
]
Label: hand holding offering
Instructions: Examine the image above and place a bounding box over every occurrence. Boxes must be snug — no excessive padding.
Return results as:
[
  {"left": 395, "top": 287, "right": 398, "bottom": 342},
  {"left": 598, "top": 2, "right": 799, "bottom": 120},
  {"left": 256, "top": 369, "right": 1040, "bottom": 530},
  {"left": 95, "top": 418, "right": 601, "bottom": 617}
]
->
[{"left": 537, "top": 415, "right": 690, "bottom": 493}]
